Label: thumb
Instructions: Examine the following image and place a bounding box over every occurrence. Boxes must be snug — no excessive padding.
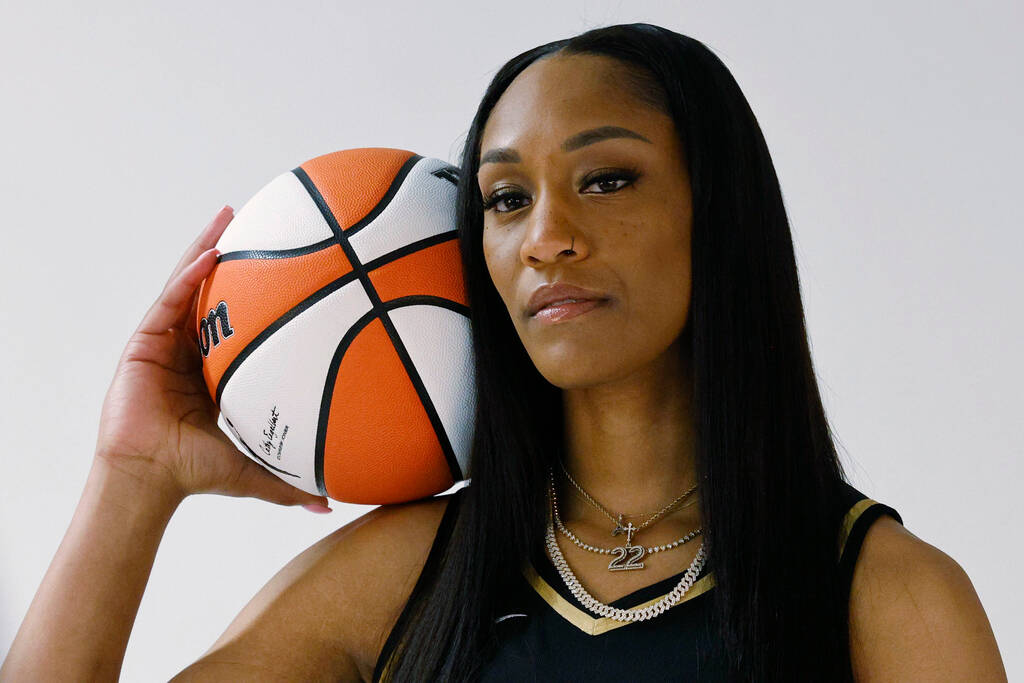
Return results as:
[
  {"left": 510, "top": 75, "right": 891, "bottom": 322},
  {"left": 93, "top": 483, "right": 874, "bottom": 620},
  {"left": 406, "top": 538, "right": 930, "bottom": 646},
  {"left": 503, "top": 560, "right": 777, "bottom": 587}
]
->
[{"left": 233, "top": 457, "right": 333, "bottom": 512}]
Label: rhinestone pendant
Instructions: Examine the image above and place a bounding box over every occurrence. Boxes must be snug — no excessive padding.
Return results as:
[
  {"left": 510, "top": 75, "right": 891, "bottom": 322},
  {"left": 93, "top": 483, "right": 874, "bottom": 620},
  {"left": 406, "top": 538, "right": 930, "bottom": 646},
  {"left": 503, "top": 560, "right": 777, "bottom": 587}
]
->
[{"left": 608, "top": 543, "right": 646, "bottom": 571}]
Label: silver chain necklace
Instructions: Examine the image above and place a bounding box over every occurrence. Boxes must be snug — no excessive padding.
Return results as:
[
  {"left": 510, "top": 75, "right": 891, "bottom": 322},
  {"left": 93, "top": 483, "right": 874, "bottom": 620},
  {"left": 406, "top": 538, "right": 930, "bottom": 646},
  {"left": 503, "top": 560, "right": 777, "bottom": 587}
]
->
[{"left": 545, "top": 477, "right": 708, "bottom": 622}]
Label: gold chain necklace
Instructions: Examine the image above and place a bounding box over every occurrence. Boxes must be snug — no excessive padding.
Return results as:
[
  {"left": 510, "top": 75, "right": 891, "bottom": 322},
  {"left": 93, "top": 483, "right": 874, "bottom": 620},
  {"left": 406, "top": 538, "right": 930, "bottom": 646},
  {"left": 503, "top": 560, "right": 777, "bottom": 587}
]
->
[
  {"left": 557, "top": 460, "right": 699, "bottom": 539},
  {"left": 550, "top": 471, "right": 702, "bottom": 571}
]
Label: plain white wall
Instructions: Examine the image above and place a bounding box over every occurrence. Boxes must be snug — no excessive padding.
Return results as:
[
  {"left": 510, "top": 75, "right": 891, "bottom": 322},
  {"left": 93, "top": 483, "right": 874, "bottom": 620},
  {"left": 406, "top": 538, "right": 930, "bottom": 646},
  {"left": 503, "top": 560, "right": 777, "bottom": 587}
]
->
[{"left": 1, "top": 1, "right": 1020, "bottom": 679}]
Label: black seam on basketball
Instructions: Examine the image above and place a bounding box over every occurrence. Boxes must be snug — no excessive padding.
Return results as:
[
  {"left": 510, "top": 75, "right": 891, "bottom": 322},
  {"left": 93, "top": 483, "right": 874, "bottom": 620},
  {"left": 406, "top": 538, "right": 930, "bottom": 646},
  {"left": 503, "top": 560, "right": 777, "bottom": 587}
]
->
[
  {"left": 211, "top": 233, "right": 463, "bottom": 409},
  {"left": 361, "top": 229, "right": 458, "bottom": 272},
  {"left": 432, "top": 166, "right": 460, "bottom": 185},
  {"left": 343, "top": 154, "right": 422, "bottom": 237},
  {"left": 221, "top": 157, "right": 463, "bottom": 497},
  {"left": 314, "top": 296, "right": 468, "bottom": 493},
  {"left": 371, "top": 296, "right": 467, "bottom": 479},
  {"left": 368, "top": 308, "right": 463, "bottom": 485},
  {"left": 291, "top": 154, "right": 423, "bottom": 241},
  {"left": 222, "top": 414, "right": 301, "bottom": 478},
  {"left": 294, "top": 159, "right": 463, "bottom": 492},
  {"left": 217, "top": 236, "right": 339, "bottom": 262},
  {"left": 381, "top": 294, "right": 470, "bottom": 318},
  {"left": 213, "top": 269, "right": 363, "bottom": 406},
  {"left": 314, "top": 310, "right": 374, "bottom": 497}
]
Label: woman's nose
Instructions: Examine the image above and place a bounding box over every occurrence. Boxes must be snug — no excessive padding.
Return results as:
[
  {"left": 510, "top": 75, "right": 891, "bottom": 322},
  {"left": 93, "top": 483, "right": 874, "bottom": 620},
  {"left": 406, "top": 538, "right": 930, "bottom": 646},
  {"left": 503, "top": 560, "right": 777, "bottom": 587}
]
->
[{"left": 519, "top": 192, "right": 588, "bottom": 266}]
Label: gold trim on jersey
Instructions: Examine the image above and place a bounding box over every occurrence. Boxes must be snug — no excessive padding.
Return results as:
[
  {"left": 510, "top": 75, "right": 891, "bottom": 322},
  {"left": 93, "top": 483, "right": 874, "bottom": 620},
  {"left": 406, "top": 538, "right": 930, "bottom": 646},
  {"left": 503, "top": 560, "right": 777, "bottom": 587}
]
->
[
  {"left": 375, "top": 495, "right": 896, "bottom": 680},
  {"left": 837, "top": 497, "right": 879, "bottom": 560},
  {"left": 521, "top": 561, "right": 716, "bottom": 636},
  {"left": 526, "top": 496, "right": 882, "bottom": 636}
]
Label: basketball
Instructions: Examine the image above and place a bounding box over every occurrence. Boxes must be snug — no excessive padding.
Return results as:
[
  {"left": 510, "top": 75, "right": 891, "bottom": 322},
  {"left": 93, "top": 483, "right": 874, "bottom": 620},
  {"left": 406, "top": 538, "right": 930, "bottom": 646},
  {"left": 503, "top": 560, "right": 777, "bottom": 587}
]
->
[{"left": 194, "top": 148, "right": 474, "bottom": 505}]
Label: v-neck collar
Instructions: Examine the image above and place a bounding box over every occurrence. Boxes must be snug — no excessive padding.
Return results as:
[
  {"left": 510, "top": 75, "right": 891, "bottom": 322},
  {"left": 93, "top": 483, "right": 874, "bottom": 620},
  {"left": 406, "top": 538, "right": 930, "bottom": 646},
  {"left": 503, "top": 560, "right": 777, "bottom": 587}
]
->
[{"left": 522, "top": 549, "right": 716, "bottom": 636}]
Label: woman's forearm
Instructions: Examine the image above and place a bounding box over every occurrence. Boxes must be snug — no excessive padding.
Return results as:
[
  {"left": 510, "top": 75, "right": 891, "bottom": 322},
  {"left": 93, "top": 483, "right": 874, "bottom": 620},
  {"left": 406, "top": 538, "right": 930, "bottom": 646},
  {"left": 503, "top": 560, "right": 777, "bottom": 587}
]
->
[{"left": 1, "top": 456, "right": 185, "bottom": 681}]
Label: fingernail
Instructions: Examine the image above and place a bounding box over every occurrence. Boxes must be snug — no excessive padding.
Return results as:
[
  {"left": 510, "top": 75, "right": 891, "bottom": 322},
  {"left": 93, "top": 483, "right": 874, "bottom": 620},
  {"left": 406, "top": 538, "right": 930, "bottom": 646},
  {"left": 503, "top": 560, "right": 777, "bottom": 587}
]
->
[
  {"left": 222, "top": 204, "right": 233, "bottom": 213},
  {"left": 301, "top": 503, "right": 333, "bottom": 514}
]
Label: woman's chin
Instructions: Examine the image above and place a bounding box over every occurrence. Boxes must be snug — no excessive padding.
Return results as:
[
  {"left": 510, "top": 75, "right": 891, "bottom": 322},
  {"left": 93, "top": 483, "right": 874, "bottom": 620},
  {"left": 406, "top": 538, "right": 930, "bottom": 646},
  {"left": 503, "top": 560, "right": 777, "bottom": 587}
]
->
[{"left": 530, "top": 355, "right": 627, "bottom": 391}]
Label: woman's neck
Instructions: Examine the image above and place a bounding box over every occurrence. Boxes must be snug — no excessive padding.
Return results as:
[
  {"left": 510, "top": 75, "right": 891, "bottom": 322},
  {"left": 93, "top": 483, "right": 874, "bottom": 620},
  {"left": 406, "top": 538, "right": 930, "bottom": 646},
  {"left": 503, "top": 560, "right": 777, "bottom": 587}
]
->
[{"left": 558, "top": 342, "right": 699, "bottom": 525}]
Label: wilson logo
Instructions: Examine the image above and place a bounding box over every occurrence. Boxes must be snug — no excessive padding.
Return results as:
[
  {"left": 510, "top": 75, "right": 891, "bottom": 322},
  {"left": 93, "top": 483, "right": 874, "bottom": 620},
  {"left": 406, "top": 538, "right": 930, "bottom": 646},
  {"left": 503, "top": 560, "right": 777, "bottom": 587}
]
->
[{"left": 198, "top": 300, "right": 235, "bottom": 357}]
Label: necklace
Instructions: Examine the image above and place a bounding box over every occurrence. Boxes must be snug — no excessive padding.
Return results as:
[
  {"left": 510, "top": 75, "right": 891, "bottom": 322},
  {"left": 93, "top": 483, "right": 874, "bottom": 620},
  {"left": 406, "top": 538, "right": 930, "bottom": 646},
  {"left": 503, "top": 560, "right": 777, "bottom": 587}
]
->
[
  {"left": 545, "top": 484, "right": 708, "bottom": 622},
  {"left": 558, "top": 460, "right": 699, "bottom": 537},
  {"left": 553, "top": 494, "right": 703, "bottom": 557},
  {"left": 550, "top": 469, "right": 698, "bottom": 572}
]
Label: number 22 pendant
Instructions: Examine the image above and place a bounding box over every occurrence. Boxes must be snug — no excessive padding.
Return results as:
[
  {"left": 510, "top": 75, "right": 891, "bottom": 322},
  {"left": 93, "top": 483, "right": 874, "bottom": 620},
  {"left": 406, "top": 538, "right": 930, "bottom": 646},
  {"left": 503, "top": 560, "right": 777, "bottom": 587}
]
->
[{"left": 608, "top": 520, "right": 646, "bottom": 571}]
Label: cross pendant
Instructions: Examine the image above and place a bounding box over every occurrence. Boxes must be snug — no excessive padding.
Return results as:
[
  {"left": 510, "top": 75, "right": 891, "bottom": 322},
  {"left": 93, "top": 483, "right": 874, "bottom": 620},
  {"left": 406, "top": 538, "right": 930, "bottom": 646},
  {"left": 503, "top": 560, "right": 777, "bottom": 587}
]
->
[
  {"left": 622, "top": 522, "right": 637, "bottom": 547},
  {"left": 610, "top": 520, "right": 634, "bottom": 548},
  {"left": 612, "top": 518, "right": 639, "bottom": 546}
]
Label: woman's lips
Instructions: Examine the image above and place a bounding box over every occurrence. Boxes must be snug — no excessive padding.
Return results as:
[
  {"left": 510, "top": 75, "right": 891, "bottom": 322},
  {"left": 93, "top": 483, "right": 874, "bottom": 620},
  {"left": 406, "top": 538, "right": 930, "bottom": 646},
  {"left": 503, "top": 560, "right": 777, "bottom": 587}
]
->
[{"left": 532, "top": 298, "right": 608, "bottom": 323}]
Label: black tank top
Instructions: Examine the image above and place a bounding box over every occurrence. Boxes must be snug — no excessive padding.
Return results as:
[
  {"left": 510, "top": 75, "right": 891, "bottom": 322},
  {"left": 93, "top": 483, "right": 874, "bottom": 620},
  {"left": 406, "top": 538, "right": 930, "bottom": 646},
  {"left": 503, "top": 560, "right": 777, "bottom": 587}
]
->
[{"left": 373, "top": 479, "right": 903, "bottom": 681}]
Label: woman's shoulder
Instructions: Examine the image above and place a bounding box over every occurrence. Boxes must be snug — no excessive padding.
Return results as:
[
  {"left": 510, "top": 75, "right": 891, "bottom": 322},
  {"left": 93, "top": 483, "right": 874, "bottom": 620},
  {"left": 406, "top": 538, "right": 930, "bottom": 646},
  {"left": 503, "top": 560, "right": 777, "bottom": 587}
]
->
[
  {"left": 839, "top": 483, "right": 1006, "bottom": 680},
  {"left": 313, "top": 487, "right": 464, "bottom": 678},
  {"left": 188, "top": 488, "right": 464, "bottom": 682},
  {"left": 341, "top": 489, "right": 464, "bottom": 673},
  {"left": 833, "top": 479, "right": 904, "bottom": 565}
]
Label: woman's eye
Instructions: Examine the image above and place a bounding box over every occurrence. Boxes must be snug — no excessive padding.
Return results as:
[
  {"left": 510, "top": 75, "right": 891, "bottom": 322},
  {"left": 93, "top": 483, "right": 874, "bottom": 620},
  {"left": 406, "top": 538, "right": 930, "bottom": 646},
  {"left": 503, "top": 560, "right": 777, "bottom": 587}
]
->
[
  {"left": 482, "top": 189, "right": 529, "bottom": 214},
  {"left": 582, "top": 170, "right": 638, "bottom": 194},
  {"left": 481, "top": 169, "right": 640, "bottom": 215}
]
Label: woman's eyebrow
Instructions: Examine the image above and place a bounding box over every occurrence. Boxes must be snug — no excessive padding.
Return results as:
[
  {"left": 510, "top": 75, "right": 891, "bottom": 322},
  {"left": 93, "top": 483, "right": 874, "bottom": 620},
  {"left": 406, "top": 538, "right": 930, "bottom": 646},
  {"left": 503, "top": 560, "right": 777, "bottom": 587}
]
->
[{"left": 479, "top": 125, "right": 652, "bottom": 166}]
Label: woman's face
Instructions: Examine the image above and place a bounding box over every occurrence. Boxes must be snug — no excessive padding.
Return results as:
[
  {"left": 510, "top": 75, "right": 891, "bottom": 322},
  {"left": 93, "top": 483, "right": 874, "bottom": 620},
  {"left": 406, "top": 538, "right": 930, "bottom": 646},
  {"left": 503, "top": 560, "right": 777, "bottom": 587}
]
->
[{"left": 477, "top": 53, "right": 693, "bottom": 389}]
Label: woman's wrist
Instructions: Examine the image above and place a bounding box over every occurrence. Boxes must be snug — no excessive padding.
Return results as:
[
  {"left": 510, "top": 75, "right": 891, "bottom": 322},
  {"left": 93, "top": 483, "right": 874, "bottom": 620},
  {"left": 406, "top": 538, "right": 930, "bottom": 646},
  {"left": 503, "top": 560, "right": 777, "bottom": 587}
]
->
[{"left": 91, "top": 449, "right": 189, "bottom": 515}]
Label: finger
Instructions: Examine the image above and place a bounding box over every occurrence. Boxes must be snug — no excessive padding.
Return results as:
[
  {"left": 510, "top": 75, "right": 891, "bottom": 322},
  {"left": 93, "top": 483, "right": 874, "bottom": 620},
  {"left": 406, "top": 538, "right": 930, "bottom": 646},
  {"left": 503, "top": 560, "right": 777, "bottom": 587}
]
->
[
  {"left": 184, "top": 284, "right": 203, "bottom": 347},
  {"left": 167, "top": 205, "right": 233, "bottom": 283},
  {"left": 232, "top": 457, "right": 333, "bottom": 510},
  {"left": 137, "top": 246, "right": 220, "bottom": 336},
  {"left": 166, "top": 205, "right": 234, "bottom": 286}
]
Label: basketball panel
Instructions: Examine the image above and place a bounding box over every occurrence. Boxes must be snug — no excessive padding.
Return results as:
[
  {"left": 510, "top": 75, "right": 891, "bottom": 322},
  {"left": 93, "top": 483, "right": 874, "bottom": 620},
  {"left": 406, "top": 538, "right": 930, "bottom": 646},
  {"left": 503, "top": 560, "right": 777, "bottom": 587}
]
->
[
  {"left": 367, "top": 238, "right": 468, "bottom": 307},
  {"left": 389, "top": 304, "right": 475, "bottom": 478},
  {"left": 347, "top": 157, "right": 458, "bottom": 265},
  {"left": 196, "top": 245, "right": 353, "bottom": 401},
  {"left": 299, "top": 148, "right": 416, "bottom": 232},
  {"left": 323, "top": 317, "right": 455, "bottom": 504},
  {"left": 215, "top": 171, "right": 336, "bottom": 254},
  {"left": 217, "top": 280, "right": 374, "bottom": 497}
]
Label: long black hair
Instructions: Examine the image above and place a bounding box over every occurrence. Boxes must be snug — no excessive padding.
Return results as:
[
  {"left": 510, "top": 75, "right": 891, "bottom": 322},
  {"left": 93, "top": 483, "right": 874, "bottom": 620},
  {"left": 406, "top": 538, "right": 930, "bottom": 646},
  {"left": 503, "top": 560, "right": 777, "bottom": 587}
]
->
[{"left": 380, "top": 22, "right": 852, "bottom": 681}]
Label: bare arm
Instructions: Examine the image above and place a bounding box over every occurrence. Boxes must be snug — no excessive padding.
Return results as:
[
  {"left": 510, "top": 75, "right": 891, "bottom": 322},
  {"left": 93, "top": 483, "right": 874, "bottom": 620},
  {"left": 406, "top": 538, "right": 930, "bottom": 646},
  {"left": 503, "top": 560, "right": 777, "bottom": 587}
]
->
[
  {"left": 1, "top": 206, "right": 330, "bottom": 681},
  {"left": 1, "top": 459, "right": 183, "bottom": 680},
  {"left": 170, "top": 495, "right": 453, "bottom": 682},
  {"left": 849, "top": 516, "right": 1007, "bottom": 681}
]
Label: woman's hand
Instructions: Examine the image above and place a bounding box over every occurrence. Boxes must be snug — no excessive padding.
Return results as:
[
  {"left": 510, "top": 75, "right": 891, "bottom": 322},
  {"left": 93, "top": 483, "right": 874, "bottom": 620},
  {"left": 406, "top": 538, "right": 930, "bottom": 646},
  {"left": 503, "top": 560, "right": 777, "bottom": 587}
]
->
[{"left": 94, "top": 205, "right": 331, "bottom": 510}]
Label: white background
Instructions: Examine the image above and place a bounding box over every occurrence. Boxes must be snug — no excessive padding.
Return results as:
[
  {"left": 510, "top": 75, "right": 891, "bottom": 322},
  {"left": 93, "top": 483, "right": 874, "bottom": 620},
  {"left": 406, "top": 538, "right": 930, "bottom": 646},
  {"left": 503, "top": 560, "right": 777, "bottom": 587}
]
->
[{"left": 1, "top": 1, "right": 1020, "bottom": 680}]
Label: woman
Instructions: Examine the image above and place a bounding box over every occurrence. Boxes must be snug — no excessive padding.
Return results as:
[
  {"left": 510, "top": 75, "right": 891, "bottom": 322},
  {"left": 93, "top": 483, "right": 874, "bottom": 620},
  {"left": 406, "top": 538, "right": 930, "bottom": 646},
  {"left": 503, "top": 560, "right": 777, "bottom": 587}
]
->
[{"left": 2, "top": 23, "right": 1006, "bottom": 682}]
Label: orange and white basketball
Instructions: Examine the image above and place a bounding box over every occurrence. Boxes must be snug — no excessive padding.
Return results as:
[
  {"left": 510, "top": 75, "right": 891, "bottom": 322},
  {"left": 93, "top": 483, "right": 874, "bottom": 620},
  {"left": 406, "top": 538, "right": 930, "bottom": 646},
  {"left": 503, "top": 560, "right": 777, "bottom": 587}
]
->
[{"left": 195, "top": 148, "right": 473, "bottom": 505}]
